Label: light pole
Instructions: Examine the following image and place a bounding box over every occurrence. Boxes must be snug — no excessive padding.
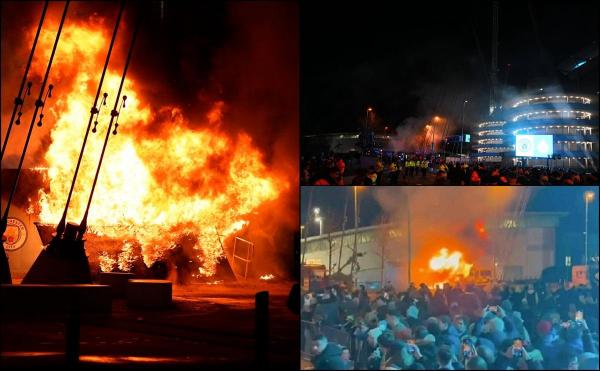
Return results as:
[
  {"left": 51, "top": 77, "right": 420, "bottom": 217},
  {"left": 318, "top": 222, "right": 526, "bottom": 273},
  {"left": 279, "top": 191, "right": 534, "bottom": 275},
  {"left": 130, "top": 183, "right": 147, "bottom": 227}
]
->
[
  {"left": 352, "top": 186, "right": 359, "bottom": 277},
  {"left": 315, "top": 217, "right": 323, "bottom": 236},
  {"left": 314, "top": 207, "right": 323, "bottom": 236},
  {"left": 460, "top": 100, "right": 468, "bottom": 161},
  {"left": 432, "top": 116, "right": 440, "bottom": 156},
  {"left": 584, "top": 191, "right": 595, "bottom": 265},
  {"left": 407, "top": 194, "right": 412, "bottom": 287},
  {"left": 301, "top": 225, "right": 306, "bottom": 265},
  {"left": 366, "top": 107, "right": 373, "bottom": 127}
]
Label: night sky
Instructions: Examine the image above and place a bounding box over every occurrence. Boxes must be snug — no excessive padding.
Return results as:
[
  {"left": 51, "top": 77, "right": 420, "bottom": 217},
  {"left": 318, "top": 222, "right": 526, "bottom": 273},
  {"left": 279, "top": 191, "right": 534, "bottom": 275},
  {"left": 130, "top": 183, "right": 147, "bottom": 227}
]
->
[{"left": 300, "top": 1, "right": 599, "bottom": 135}]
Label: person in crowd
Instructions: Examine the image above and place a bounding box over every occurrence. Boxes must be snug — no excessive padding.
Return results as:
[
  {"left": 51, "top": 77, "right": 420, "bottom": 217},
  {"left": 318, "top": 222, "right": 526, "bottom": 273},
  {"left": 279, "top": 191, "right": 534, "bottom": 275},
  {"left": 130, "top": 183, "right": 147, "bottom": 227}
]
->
[
  {"left": 302, "top": 278, "right": 599, "bottom": 370},
  {"left": 311, "top": 334, "right": 347, "bottom": 370},
  {"left": 302, "top": 155, "right": 600, "bottom": 186}
]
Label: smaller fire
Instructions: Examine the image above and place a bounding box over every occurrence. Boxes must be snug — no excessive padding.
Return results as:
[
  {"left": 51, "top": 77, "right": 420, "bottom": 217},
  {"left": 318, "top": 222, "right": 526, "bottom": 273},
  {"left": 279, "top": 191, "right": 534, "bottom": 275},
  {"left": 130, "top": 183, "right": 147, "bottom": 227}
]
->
[
  {"left": 26, "top": 198, "right": 35, "bottom": 215},
  {"left": 99, "top": 251, "right": 117, "bottom": 272},
  {"left": 117, "top": 242, "right": 136, "bottom": 272},
  {"left": 429, "top": 248, "right": 472, "bottom": 287},
  {"left": 259, "top": 274, "right": 275, "bottom": 281}
]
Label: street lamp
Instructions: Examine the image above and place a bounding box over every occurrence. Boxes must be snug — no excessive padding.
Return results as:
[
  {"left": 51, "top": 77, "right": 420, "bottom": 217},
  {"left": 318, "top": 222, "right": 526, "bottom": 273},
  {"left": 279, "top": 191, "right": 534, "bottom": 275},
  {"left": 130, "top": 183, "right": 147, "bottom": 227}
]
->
[
  {"left": 313, "top": 207, "right": 323, "bottom": 236},
  {"left": 460, "top": 100, "right": 468, "bottom": 161},
  {"left": 301, "top": 225, "right": 306, "bottom": 264},
  {"left": 584, "top": 191, "right": 595, "bottom": 265},
  {"left": 431, "top": 116, "right": 441, "bottom": 155},
  {"left": 315, "top": 216, "right": 323, "bottom": 236},
  {"left": 352, "top": 186, "right": 360, "bottom": 278},
  {"left": 366, "top": 107, "right": 373, "bottom": 127}
]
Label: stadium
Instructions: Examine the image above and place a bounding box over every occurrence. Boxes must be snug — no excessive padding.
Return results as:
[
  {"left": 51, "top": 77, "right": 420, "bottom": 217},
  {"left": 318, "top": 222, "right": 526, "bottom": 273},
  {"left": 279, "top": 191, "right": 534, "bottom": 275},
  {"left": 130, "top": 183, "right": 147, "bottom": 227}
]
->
[{"left": 474, "top": 89, "right": 598, "bottom": 170}]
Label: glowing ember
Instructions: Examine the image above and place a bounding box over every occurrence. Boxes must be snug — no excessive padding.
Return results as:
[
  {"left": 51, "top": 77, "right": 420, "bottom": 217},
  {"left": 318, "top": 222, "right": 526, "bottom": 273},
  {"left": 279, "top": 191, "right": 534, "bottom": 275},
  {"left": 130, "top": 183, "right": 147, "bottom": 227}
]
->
[
  {"left": 429, "top": 248, "right": 472, "bottom": 285},
  {"left": 99, "top": 251, "right": 116, "bottom": 272},
  {"left": 259, "top": 274, "right": 275, "bottom": 280},
  {"left": 32, "top": 21, "right": 283, "bottom": 276},
  {"left": 206, "top": 280, "right": 223, "bottom": 285}
]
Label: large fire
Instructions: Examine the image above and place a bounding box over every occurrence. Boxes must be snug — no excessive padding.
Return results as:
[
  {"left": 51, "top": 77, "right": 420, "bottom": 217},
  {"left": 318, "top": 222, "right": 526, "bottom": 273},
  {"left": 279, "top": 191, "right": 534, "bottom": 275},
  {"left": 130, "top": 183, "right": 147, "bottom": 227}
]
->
[
  {"left": 27, "top": 18, "right": 283, "bottom": 275},
  {"left": 429, "top": 248, "right": 473, "bottom": 287}
]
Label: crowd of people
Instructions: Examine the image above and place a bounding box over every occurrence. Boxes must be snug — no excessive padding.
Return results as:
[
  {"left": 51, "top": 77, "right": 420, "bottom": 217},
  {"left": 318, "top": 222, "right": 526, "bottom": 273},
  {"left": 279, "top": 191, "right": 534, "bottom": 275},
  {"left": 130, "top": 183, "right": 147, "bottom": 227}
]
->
[
  {"left": 301, "top": 153, "right": 599, "bottom": 186},
  {"left": 302, "top": 278, "right": 599, "bottom": 370}
]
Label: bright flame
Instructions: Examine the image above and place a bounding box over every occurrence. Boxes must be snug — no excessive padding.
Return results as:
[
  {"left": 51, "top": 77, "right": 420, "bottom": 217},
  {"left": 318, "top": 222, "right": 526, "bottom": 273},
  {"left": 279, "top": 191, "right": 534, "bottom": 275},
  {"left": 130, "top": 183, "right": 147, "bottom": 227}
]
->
[
  {"left": 99, "top": 251, "right": 116, "bottom": 273},
  {"left": 33, "top": 21, "right": 283, "bottom": 276},
  {"left": 259, "top": 274, "right": 275, "bottom": 280},
  {"left": 429, "top": 248, "right": 472, "bottom": 286},
  {"left": 117, "top": 241, "right": 136, "bottom": 272}
]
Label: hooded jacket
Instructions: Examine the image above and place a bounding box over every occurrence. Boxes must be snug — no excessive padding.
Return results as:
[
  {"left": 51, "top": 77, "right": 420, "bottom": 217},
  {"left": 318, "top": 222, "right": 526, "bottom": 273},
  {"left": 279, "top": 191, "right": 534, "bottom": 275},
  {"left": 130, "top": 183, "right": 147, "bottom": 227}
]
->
[{"left": 312, "top": 343, "right": 346, "bottom": 370}]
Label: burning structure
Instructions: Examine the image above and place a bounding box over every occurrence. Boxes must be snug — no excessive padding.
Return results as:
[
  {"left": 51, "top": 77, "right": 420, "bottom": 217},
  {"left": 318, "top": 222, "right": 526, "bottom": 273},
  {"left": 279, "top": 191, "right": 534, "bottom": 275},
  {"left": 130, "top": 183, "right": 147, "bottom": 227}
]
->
[{"left": 1, "top": 1, "right": 297, "bottom": 283}]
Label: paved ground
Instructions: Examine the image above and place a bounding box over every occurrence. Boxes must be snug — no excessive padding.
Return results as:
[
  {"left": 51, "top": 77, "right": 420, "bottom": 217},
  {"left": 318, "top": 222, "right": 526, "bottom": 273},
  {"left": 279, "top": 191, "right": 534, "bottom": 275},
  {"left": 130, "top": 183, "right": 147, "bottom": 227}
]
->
[{"left": 1, "top": 280, "right": 299, "bottom": 369}]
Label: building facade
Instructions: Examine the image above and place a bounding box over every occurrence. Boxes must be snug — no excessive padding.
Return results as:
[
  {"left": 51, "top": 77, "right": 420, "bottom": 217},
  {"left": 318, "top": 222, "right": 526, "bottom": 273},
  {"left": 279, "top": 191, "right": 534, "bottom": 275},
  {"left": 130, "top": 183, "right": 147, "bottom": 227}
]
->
[
  {"left": 474, "top": 90, "right": 599, "bottom": 169},
  {"left": 301, "top": 212, "right": 565, "bottom": 290}
]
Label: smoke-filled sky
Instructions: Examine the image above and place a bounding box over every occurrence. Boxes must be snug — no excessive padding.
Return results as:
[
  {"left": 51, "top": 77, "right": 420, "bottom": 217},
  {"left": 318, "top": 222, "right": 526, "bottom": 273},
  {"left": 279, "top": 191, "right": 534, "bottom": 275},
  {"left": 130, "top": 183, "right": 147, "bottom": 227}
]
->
[
  {"left": 301, "top": 186, "right": 600, "bottom": 265},
  {"left": 300, "top": 1, "right": 599, "bottom": 135}
]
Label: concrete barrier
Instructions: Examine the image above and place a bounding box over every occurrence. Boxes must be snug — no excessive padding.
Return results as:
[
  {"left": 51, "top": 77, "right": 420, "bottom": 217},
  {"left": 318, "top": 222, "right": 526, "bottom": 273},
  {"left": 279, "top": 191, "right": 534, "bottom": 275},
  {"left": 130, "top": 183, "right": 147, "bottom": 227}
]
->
[
  {"left": 99, "top": 272, "right": 134, "bottom": 298},
  {"left": 126, "top": 279, "right": 172, "bottom": 309}
]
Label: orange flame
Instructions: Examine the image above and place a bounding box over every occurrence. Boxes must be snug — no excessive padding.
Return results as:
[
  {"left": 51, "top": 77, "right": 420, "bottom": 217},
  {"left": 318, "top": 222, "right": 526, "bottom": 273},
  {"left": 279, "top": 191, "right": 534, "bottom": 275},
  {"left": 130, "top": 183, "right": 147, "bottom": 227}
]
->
[
  {"left": 429, "top": 248, "right": 472, "bottom": 286},
  {"left": 98, "top": 251, "right": 116, "bottom": 273},
  {"left": 31, "top": 21, "right": 283, "bottom": 276}
]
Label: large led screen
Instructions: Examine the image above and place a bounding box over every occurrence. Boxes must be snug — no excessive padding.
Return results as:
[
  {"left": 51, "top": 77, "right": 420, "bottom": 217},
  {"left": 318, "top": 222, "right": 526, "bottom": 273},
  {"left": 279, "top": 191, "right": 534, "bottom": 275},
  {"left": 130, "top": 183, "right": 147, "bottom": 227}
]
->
[{"left": 515, "top": 134, "right": 554, "bottom": 157}]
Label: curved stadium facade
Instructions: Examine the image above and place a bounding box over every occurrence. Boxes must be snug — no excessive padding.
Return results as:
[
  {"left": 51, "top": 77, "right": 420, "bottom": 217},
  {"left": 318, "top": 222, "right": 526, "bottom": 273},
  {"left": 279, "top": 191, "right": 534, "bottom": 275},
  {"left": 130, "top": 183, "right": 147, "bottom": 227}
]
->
[{"left": 474, "top": 91, "right": 598, "bottom": 169}]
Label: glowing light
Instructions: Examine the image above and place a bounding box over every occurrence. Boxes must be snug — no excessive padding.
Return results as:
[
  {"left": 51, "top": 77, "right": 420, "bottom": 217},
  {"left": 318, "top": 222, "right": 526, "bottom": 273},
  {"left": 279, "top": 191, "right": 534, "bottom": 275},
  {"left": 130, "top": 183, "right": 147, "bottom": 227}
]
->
[
  {"left": 511, "top": 110, "right": 591, "bottom": 122},
  {"left": 585, "top": 191, "right": 595, "bottom": 202},
  {"left": 259, "top": 274, "right": 275, "bottom": 280},
  {"left": 574, "top": 61, "right": 587, "bottom": 69},
  {"left": 512, "top": 95, "right": 591, "bottom": 108}
]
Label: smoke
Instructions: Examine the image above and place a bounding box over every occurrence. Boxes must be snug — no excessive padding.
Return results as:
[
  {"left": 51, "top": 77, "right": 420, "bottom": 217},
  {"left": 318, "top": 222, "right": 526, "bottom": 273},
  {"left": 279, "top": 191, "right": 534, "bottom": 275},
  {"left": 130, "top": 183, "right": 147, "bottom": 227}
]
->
[
  {"left": 390, "top": 116, "right": 457, "bottom": 153},
  {"left": 384, "top": 52, "right": 490, "bottom": 151},
  {"left": 373, "top": 187, "right": 522, "bottom": 286},
  {"left": 208, "top": 2, "right": 299, "bottom": 279}
]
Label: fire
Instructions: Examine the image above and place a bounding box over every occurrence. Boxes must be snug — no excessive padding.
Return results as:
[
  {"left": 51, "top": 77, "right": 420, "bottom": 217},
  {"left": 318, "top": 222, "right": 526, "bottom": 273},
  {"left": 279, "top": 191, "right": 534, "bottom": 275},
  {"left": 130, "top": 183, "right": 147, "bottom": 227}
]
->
[
  {"left": 259, "top": 274, "right": 275, "bottom": 280},
  {"left": 30, "top": 20, "right": 283, "bottom": 276},
  {"left": 117, "top": 241, "right": 136, "bottom": 272},
  {"left": 429, "top": 248, "right": 472, "bottom": 285},
  {"left": 99, "top": 251, "right": 116, "bottom": 273}
]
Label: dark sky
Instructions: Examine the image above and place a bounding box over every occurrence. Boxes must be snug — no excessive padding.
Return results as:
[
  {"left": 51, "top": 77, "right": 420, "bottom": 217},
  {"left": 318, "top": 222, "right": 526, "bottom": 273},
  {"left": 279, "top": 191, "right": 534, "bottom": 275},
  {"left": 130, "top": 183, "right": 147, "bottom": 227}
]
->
[
  {"left": 300, "top": 187, "right": 600, "bottom": 263},
  {"left": 300, "top": 1, "right": 599, "bottom": 135}
]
